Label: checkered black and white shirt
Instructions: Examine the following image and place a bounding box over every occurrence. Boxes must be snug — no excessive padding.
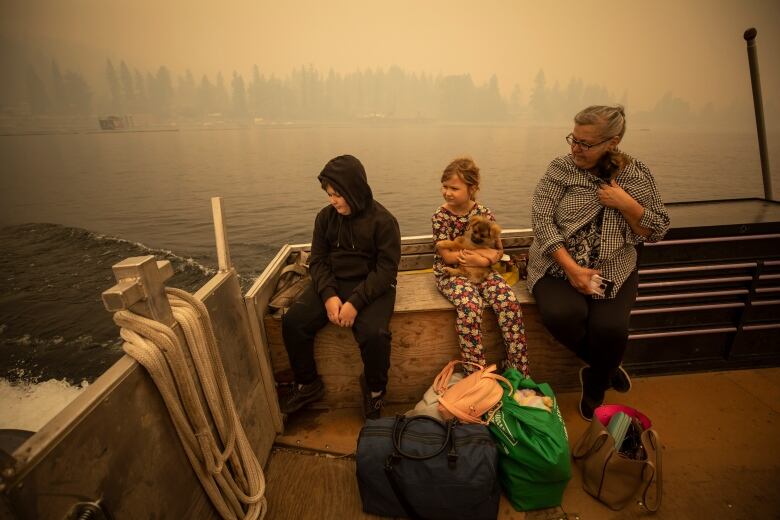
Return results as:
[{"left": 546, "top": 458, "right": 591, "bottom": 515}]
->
[{"left": 527, "top": 154, "right": 670, "bottom": 299}]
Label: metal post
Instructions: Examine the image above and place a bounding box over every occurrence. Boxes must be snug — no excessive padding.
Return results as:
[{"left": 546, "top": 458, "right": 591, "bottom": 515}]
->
[{"left": 743, "top": 28, "right": 773, "bottom": 200}]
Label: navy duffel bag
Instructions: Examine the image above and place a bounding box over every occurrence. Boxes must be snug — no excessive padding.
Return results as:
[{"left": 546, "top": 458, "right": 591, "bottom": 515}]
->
[{"left": 356, "top": 414, "right": 500, "bottom": 519}]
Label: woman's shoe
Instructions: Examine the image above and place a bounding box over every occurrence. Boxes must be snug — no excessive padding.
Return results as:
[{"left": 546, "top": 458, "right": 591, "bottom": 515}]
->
[
  {"left": 610, "top": 365, "right": 632, "bottom": 393},
  {"left": 578, "top": 366, "right": 604, "bottom": 421}
]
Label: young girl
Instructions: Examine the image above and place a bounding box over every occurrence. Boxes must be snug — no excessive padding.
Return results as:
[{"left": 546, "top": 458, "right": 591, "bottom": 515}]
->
[{"left": 433, "top": 157, "right": 529, "bottom": 375}]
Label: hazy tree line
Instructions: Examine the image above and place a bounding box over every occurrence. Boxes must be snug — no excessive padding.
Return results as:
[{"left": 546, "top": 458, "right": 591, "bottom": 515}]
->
[
  {"left": 8, "top": 58, "right": 764, "bottom": 127},
  {"left": 20, "top": 59, "right": 513, "bottom": 121},
  {"left": 23, "top": 61, "right": 92, "bottom": 115}
]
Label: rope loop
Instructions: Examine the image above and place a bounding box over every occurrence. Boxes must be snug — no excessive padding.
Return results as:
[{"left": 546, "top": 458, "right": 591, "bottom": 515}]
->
[{"left": 115, "top": 288, "right": 267, "bottom": 520}]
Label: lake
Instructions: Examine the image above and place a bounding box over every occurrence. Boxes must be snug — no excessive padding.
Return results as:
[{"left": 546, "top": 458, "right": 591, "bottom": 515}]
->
[{"left": 2, "top": 123, "right": 774, "bottom": 275}]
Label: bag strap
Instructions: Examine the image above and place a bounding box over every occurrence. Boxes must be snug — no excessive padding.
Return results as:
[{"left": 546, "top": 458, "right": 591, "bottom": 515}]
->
[
  {"left": 392, "top": 415, "right": 453, "bottom": 460},
  {"left": 481, "top": 371, "right": 513, "bottom": 391},
  {"left": 572, "top": 425, "right": 611, "bottom": 460},
  {"left": 279, "top": 262, "right": 308, "bottom": 277},
  {"left": 432, "top": 360, "right": 492, "bottom": 393},
  {"left": 383, "top": 415, "right": 453, "bottom": 520},
  {"left": 639, "top": 428, "right": 663, "bottom": 512},
  {"left": 297, "top": 250, "right": 310, "bottom": 267}
]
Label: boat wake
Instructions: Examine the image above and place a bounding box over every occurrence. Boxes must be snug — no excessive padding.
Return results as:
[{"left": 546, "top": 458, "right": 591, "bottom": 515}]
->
[
  {"left": 0, "top": 377, "right": 89, "bottom": 431},
  {"left": 0, "top": 223, "right": 213, "bottom": 384}
]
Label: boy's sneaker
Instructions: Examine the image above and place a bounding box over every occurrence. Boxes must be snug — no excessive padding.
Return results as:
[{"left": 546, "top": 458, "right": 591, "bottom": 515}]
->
[
  {"left": 610, "top": 365, "right": 632, "bottom": 393},
  {"left": 360, "top": 374, "right": 386, "bottom": 420},
  {"left": 279, "top": 377, "right": 325, "bottom": 415},
  {"left": 578, "top": 366, "right": 604, "bottom": 422}
]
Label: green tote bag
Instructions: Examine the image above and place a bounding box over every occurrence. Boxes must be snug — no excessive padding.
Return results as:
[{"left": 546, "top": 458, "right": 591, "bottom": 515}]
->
[{"left": 487, "top": 369, "right": 571, "bottom": 511}]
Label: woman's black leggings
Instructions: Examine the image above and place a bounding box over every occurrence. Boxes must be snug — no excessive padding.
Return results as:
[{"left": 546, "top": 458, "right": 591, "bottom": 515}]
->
[{"left": 532, "top": 271, "right": 638, "bottom": 393}]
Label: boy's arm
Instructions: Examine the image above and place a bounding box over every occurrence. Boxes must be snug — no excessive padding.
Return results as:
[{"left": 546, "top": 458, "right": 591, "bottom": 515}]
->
[
  {"left": 347, "top": 214, "right": 401, "bottom": 311},
  {"left": 308, "top": 210, "right": 339, "bottom": 303}
]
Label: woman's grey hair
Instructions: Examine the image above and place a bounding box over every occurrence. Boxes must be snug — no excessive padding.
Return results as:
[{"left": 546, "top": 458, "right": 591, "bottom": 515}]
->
[{"left": 574, "top": 105, "right": 626, "bottom": 141}]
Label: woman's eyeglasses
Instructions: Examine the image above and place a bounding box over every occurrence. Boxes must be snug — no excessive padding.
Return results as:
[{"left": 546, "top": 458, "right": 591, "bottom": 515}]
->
[{"left": 566, "top": 134, "right": 613, "bottom": 150}]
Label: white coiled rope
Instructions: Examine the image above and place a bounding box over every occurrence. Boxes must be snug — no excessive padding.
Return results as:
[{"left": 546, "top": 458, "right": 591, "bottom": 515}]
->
[{"left": 114, "top": 287, "right": 267, "bottom": 520}]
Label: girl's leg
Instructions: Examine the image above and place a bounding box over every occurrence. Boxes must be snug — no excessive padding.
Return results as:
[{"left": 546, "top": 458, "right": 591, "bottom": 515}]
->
[
  {"left": 480, "top": 272, "right": 529, "bottom": 376},
  {"left": 436, "top": 275, "right": 485, "bottom": 373}
]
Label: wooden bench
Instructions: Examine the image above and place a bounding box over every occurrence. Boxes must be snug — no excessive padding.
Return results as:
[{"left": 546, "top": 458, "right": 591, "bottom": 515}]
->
[{"left": 263, "top": 266, "right": 581, "bottom": 408}]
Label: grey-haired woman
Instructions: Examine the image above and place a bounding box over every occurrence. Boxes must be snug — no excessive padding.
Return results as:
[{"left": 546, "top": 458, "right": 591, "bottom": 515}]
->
[{"left": 527, "top": 105, "right": 670, "bottom": 420}]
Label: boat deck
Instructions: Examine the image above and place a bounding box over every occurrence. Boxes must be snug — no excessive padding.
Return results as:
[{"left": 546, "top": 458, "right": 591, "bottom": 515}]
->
[{"left": 265, "top": 367, "right": 780, "bottom": 519}]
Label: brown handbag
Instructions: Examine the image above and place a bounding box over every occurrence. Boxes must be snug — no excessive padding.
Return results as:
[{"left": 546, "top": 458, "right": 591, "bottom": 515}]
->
[{"left": 572, "top": 405, "right": 662, "bottom": 512}]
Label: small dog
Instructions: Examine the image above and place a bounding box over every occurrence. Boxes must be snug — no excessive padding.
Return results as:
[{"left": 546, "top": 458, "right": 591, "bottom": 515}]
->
[
  {"left": 437, "top": 215, "right": 502, "bottom": 283},
  {"left": 594, "top": 150, "right": 628, "bottom": 182}
]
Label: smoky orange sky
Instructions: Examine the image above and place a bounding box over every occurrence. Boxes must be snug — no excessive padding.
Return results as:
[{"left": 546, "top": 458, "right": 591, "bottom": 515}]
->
[{"left": 2, "top": 0, "right": 779, "bottom": 111}]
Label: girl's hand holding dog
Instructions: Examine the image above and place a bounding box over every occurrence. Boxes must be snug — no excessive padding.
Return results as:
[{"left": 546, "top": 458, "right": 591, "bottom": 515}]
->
[
  {"left": 325, "top": 296, "right": 342, "bottom": 325},
  {"left": 459, "top": 249, "right": 492, "bottom": 267}
]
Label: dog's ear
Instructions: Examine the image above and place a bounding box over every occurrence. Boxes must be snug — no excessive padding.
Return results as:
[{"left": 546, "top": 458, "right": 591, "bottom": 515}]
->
[
  {"left": 490, "top": 221, "right": 502, "bottom": 237},
  {"left": 489, "top": 222, "right": 502, "bottom": 248}
]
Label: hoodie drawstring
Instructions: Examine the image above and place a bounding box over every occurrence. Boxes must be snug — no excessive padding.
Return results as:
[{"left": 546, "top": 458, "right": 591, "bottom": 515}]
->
[{"left": 335, "top": 216, "right": 356, "bottom": 250}]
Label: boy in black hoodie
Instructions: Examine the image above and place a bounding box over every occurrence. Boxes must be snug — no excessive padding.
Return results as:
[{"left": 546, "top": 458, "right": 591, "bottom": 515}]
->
[{"left": 280, "top": 155, "right": 401, "bottom": 419}]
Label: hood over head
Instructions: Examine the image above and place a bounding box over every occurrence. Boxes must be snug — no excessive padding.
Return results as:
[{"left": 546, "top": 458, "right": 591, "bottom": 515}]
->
[{"left": 318, "top": 155, "right": 373, "bottom": 215}]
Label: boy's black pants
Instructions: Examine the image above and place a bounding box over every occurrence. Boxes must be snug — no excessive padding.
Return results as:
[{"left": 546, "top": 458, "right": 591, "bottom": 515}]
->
[
  {"left": 532, "top": 271, "right": 638, "bottom": 395},
  {"left": 282, "top": 279, "right": 395, "bottom": 393}
]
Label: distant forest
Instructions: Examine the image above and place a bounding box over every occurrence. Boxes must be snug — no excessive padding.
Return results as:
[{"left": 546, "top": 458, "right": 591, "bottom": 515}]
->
[{"left": 2, "top": 58, "right": 765, "bottom": 128}]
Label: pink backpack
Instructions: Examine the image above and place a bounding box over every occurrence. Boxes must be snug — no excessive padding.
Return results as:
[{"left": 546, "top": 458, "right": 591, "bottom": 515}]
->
[{"left": 434, "top": 361, "right": 513, "bottom": 425}]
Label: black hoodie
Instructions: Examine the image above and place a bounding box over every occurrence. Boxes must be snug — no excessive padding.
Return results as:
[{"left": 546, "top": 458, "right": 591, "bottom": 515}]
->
[{"left": 310, "top": 155, "right": 401, "bottom": 311}]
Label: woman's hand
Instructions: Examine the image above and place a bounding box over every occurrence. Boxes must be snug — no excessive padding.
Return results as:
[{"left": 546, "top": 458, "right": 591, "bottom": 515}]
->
[
  {"left": 598, "top": 181, "right": 652, "bottom": 238},
  {"left": 552, "top": 245, "right": 599, "bottom": 295},
  {"left": 597, "top": 181, "right": 633, "bottom": 210},
  {"left": 324, "top": 296, "right": 343, "bottom": 325},
  {"left": 565, "top": 264, "right": 601, "bottom": 295}
]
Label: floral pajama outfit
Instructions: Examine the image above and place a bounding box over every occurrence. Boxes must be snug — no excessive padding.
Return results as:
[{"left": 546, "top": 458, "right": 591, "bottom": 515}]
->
[{"left": 432, "top": 204, "right": 529, "bottom": 375}]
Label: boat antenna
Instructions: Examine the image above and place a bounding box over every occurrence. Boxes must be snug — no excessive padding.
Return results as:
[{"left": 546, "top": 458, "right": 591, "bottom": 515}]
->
[{"left": 743, "top": 27, "right": 773, "bottom": 200}]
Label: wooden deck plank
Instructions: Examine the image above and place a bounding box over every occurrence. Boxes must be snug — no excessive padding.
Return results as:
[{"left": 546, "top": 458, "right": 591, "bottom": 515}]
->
[{"left": 264, "top": 448, "right": 384, "bottom": 520}]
